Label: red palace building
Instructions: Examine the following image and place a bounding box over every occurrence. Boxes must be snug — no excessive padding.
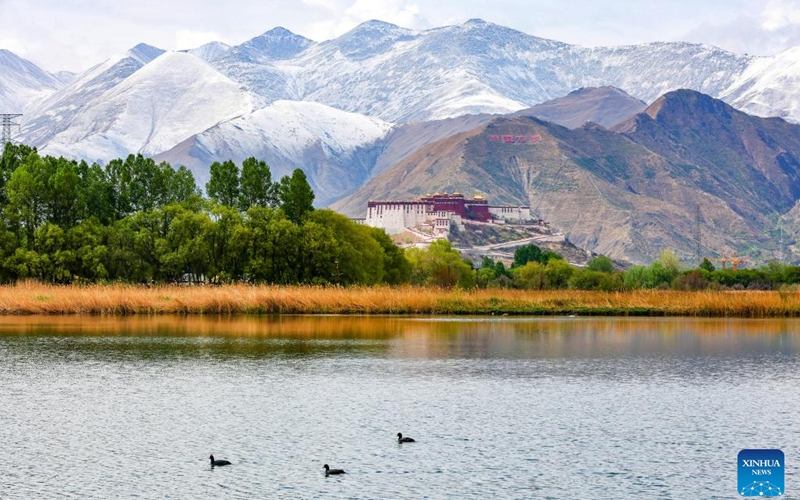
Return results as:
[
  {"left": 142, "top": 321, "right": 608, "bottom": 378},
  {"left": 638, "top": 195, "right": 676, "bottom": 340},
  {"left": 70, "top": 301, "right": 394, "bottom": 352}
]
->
[{"left": 365, "top": 192, "right": 532, "bottom": 236}]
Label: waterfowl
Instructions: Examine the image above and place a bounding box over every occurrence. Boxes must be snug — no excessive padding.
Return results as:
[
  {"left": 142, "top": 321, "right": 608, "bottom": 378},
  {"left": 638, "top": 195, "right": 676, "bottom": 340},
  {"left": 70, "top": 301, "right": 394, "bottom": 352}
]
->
[
  {"left": 210, "top": 455, "right": 232, "bottom": 467},
  {"left": 397, "top": 432, "right": 416, "bottom": 443},
  {"left": 323, "top": 464, "right": 345, "bottom": 475}
]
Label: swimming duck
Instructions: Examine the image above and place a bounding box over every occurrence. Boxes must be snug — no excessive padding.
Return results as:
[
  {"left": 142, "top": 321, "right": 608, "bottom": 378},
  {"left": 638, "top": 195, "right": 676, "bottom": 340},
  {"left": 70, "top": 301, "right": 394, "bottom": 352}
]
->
[
  {"left": 210, "top": 455, "right": 231, "bottom": 467},
  {"left": 323, "top": 464, "right": 345, "bottom": 475},
  {"left": 397, "top": 432, "right": 416, "bottom": 443}
]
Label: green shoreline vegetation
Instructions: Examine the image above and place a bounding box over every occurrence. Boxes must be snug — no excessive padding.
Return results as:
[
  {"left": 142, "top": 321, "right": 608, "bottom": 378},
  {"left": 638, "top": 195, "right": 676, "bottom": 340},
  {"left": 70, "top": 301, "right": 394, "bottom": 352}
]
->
[{"left": 2, "top": 143, "right": 800, "bottom": 318}]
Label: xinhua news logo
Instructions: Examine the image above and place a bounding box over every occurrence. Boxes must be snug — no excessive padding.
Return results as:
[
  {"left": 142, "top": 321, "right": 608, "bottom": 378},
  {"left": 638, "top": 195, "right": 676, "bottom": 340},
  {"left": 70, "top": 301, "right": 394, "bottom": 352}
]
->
[{"left": 739, "top": 449, "right": 784, "bottom": 497}]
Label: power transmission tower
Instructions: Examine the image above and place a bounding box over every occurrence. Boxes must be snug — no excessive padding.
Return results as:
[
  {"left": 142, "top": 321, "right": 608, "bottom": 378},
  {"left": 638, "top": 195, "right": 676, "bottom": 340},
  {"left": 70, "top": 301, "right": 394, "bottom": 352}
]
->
[
  {"left": 1, "top": 114, "right": 23, "bottom": 144},
  {"left": 694, "top": 203, "right": 702, "bottom": 265}
]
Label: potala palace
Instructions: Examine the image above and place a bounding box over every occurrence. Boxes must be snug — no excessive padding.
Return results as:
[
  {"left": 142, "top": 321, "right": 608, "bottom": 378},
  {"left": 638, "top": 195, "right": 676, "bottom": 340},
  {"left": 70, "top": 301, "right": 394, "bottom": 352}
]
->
[{"left": 364, "top": 192, "right": 534, "bottom": 237}]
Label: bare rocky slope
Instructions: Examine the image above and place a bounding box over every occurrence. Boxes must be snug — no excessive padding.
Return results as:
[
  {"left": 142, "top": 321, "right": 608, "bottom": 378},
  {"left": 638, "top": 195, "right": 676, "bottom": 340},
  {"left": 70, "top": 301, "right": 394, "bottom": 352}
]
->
[{"left": 334, "top": 90, "right": 800, "bottom": 264}]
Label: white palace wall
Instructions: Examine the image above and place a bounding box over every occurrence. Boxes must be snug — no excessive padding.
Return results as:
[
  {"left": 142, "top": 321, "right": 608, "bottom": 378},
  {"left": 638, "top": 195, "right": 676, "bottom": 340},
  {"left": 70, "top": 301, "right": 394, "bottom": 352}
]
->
[{"left": 366, "top": 203, "right": 430, "bottom": 234}]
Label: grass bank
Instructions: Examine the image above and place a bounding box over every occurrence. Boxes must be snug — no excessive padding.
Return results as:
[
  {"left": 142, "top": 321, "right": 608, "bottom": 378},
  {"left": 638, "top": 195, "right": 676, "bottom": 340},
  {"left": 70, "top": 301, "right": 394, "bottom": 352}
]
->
[{"left": 1, "top": 283, "right": 800, "bottom": 317}]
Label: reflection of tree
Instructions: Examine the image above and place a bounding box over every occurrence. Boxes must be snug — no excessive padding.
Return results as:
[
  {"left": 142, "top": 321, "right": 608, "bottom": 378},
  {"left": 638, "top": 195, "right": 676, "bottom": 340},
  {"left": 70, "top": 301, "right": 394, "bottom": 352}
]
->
[{"left": 1, "top": 316, "right": 797, "bottom": 362}]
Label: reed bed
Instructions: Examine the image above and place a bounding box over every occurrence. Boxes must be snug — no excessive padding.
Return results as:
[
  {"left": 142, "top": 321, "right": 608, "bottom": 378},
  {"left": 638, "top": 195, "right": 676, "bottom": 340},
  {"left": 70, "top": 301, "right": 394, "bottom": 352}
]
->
[{"left": 1, "top": 282, "right": 800, "bottom": 317}]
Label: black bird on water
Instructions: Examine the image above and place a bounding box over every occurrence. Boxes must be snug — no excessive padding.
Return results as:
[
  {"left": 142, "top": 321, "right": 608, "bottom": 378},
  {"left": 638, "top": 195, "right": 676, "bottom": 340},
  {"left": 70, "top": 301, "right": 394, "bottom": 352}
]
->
[
  {"left": 323, "top": 464, "right": 345, "bottom": 476},
  {"left": 210, "top": 455, "right": 232, "bottom": 467},
  {"left": 397, "top": 432, "right": 416, "bottom": 443}
]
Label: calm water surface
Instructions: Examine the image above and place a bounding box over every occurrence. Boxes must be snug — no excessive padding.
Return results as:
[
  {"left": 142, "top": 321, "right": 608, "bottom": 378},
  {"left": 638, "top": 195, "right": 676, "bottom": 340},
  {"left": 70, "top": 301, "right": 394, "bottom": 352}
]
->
[{"left": 1, "top": 316, "right": 798, "bottom": 499}]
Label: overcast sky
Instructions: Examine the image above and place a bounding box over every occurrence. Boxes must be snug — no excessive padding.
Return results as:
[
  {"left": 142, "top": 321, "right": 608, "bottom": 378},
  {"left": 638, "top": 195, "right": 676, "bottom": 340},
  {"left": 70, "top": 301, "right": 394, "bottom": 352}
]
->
[{"left": 3, "top": 0, "right": 800, "bottom": 73}]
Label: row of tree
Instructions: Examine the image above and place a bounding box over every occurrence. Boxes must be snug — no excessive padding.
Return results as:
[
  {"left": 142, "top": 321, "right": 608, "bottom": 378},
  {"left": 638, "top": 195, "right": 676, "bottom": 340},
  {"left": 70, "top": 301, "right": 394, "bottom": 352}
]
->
[
  {"left": 0, "top": 144, "right": 407, "bottom": 284},
  {"left": 474, "top": 246, "right": 800, "bottom": 291},
  {"left": 5, "top": 143, "right": 800, "bottom": 290}
]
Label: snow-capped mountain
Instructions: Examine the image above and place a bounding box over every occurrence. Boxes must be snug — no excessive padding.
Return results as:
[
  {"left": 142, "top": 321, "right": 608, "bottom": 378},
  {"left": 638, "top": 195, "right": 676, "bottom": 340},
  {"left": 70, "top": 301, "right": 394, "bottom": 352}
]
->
[
  {"left": 21, "top": 43, "right": 166, "bottom": 147},
  {"left": 210, "top": 27, "right": 315, "bottom": 101},
  {"left": 155, "top": 100, "right": 392, "bottom": 205},
  {"left": 40, "top": 51, "right": 262, "bottom": 161},
  {"left": 225, "top": 19, "right": 752, "bottom": 122},
  {"left": 186, "top": 41, "right": 231, "bottom": 63},
  {"left": 721, "top": 46, "right": 800, "bottom": 121},
  {"left": 0, "top": 49, "right": 63, "bottom": 113},
  {"left": 5, "top": 17, "right": 800, "bottom": 207}
]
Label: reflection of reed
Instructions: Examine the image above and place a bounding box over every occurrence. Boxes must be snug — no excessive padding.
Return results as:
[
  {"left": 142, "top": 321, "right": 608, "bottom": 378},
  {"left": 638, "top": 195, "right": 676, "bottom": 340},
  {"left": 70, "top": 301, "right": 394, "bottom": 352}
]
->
[
  {"left": 3, "top": 283, "right": 800, "bottom": 317},
  {"left": 0, "top": 316, "right": 797, "bottom": 360}
]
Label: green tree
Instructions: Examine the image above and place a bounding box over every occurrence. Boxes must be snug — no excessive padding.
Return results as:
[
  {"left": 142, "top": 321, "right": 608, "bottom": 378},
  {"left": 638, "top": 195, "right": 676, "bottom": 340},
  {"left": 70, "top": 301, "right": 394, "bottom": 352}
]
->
[
  {"left": 587, "top": 255, "right": 614, "bottom": 273},
  {"left": 278, "top": 169, "right": 315, "bottom": 224},
  {"left": 0, "top": 142, "right": 36, "bottom": 206},
  {"left": 658, "top": 249, "right": 682, "bottom": 279},
  {"left": 476, "top": 266, "right": 497, "bottom": 288},
  {"left": 569, "top": 268, "right": 621, "bottom": 291},
  {"left": 244, "top": 206, "right": 301, "bottom": 284},
  {"left": 202, "top": 204, "right": 248, "bottom": 282},
  {"left": 514, "top": 261, "right": 546, "bottom": 289},
  {"left": 66, "top": 218, "right": 109, "bottom": 282},
  {"left": 699, "top": 257, "right": 715, "bottom": 273},
  {"left": 206, "top": 160, "right": 240, "bottom": 207},
  {"left": 106, "top": 157, "right": 134, "bottom": 218},
  {"left": 48, "top": 156, "right": 83, "bottom": 228},
  {"left": 79, "top": 161, "right": 115, "bottom": 224},
  {"left": 127, "top": 155, "right": 162, "bottom": 212},
  {"left": 406, "top": 239, "right": 474, "bottom": 288},
  {"left": 171, "top": 166, "right": 201, "bottom": 206},
  {"left": 239, "top": 157, "right": 277, "bottom": 210},
  {"left": 368, "top": 227, "right": 410, "bottom": 285},
  {"left": 513, "top": 244, "right": 542, "bottom": 267},
  {"left": 544, "top": 259, "right": 575, "bottom": 289},
  {"left": 5, "top": 152, "right": 50, "bottom": 245},
  {"left": 157, "top": 205, "right": 211, "bottom": 282}
]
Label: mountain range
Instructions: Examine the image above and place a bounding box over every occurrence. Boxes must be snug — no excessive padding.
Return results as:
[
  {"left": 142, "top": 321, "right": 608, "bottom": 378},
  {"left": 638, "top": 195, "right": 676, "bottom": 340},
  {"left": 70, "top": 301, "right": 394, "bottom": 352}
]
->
[
  {"left": 5, "top": 19, "right": 800, "bottom": 262},
  {"left": 334, "top": 88, "right": 800, "bottom": 264}
]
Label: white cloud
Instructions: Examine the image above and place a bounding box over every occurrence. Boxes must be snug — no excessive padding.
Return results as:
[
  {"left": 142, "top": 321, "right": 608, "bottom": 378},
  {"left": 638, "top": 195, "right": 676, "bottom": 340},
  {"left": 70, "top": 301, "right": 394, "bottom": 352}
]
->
[
  {"left": 0, "top": 36, "right": 28, "bottom": 56},
  {"left": 2, "top": 0, "right": 799, "bottom": 73},
  {"left": 762, "top": 0, "right": 800, "bottom": 31},
  {"left": 174, "top": 30, "right": 228, "bottom": 51},
  {"left": 304, "top": 0, "right": 426, "bottom": 41},
  {"left": 682, "top": 0, "right": 800, "bottom": 56}
]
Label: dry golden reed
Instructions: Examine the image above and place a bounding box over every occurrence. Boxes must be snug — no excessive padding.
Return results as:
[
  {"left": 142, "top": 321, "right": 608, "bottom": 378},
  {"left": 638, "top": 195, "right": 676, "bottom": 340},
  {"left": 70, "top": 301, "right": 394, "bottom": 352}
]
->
[{"left": 1, "top": 282, "right": 800, "bottom": 317}]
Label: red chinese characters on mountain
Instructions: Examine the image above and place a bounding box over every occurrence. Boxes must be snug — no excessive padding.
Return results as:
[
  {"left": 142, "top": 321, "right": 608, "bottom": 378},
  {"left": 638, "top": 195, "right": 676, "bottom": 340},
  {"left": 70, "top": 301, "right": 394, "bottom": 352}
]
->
[{"left": 488, "top": 134, "right": 542, "bottom": 144}]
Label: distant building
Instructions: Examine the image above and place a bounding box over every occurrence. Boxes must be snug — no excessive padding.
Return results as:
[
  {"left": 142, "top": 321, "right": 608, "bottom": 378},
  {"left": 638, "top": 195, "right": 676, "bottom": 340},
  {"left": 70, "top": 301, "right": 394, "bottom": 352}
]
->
[{"left": 365, "top": 192, "right": 532, "bottom": 236}]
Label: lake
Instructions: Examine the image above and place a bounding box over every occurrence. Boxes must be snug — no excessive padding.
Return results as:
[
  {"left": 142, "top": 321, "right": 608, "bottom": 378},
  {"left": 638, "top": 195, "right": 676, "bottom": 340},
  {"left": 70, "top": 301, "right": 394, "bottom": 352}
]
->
[{"left": 1, "top": 316, "right": 797, "bottom": 499}]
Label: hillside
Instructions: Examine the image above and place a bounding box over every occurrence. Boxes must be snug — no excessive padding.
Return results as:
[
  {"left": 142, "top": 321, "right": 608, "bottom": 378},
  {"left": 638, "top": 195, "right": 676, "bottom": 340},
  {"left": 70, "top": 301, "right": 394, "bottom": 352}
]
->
[
  {"left": 515, "top": 86, "right": 647, "bottom": 129},
  {"left": 335, "top": 90, "right": 800, "bottom": 264}
]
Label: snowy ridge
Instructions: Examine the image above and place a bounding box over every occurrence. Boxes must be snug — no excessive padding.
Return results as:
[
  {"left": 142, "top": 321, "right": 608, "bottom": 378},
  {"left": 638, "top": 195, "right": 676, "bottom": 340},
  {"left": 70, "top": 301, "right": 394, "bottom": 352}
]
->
[
  {"left": 209, "top": 27, "right": 315, "bottom": 100},
  {"left": 4, "top": 18, "right": 800, "bottom": 206},
  {"left": 21, "top": 43, "right": 166, "bottom": 146},
  {"left": 721, "top": 46, "right": 800, "bottom": 121},
  {"left": 156, "top": 100, "right": 393, "bottom": 204},
  {"left": 186, "top": 41, "right": 231, "bottom": 63},
  {"left": 0, "top": 50, "right": 63, "bottom": 113},
  {"left": 41, "top": 52, "right": 262, "bottom": 161}
]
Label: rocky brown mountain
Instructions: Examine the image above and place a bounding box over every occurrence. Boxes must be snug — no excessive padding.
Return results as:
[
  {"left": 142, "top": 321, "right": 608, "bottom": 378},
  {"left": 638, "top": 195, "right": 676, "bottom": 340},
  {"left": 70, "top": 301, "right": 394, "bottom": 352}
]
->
[
  {"left": 515, "top": 86, "right": 647, "bottom": 129},
  {"left": 334, "top": 90, "right": 800, "bottom": 264}
]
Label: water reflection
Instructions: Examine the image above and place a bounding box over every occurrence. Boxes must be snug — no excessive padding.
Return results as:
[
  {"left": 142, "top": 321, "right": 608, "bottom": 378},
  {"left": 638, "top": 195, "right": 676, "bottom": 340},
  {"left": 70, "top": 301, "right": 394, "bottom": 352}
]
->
[
  {"left": 1, "top": 316, "right": 798, "bottom": 499},
  {"left": 0, "top": 316, "right": 797, "bottom": 361}
]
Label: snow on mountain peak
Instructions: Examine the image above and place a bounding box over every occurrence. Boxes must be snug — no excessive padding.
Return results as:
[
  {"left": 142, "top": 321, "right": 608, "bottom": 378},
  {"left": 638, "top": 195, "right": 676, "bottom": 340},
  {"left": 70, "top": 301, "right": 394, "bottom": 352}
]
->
[
  {"left": 0, "top": 49, "right": 63, "bottom": 113},
  {"left": 40, "top": 51, "right": 261, "bottom": 161},
  {"left": 126, "top": 43, "right": 166, "bottom": 66},
  {"left": 9, "top": 19, "right": 800, "bottom": 208},
  {"left": 721, "top": 46, "right": 800, "bottom": 122},
  {"left": 229, "top": 27, "right": 315, "bottom": 62},
  {"left": 330, "top": 19, "right": 419, "bottom": 60},
  {"left": 186, "top": 41, "right": 231, "bottom": 63},
  {"left": 156, "top": 99, "right": 394, "bottom": 204}
]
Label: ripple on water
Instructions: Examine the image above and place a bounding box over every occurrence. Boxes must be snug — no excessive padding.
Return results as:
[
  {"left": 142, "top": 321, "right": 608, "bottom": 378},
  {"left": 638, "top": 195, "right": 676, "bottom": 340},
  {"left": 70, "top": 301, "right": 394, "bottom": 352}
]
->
[{"left": 0, "top": 317, "right": 798, "bottom": 499}]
